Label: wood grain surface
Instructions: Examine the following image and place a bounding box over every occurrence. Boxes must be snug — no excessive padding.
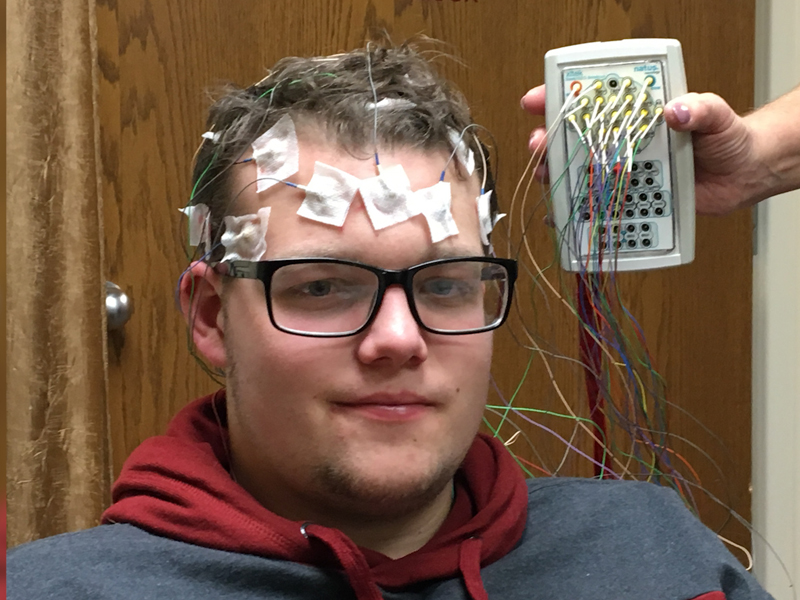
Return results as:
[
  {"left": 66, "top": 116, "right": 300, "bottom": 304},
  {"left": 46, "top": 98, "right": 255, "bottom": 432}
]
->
[{"left": 96, "top": 0, "right": 755, "bottom": 559}]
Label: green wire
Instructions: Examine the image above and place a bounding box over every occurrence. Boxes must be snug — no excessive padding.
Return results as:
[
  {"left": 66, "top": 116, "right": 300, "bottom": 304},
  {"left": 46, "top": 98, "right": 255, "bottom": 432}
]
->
[
  {"left": 493, "top": 349, "right": 535, "bottom": 438},
  {"left": 487, "top": 402, "right": 610, "bottom": 474},
  {"left": 486, "top": 404, "right": 607, "bottom": 435},
  {"left": 190, "top": 149, "right": 219, "bottom": 201}
]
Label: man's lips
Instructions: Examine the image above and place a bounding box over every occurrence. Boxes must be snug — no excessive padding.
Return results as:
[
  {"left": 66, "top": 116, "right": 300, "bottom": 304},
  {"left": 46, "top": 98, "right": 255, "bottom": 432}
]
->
[
  {"left": 341, "top": 392, "right": 435, "bottom": 407},
  {"left": 332, "top": 393, "right": 435, "bottom": 422}
]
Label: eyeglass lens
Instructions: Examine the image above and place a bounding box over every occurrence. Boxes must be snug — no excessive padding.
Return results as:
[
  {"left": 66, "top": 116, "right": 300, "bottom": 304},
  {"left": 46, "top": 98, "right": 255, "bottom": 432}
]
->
[{"left": 268, "top": 260, "right": 509, "bottom": 335}]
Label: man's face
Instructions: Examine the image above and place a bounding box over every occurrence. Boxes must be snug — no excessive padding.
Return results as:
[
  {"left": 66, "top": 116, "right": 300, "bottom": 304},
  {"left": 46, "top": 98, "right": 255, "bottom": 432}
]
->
[{"left": 214, "top": 138, "right": 493, "bottom": 520}]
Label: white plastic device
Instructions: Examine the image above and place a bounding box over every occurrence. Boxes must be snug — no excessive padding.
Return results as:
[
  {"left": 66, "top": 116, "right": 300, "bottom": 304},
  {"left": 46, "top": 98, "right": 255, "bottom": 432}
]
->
[{"left": 544, "top": 39, "right": 695, "bottom": 272}]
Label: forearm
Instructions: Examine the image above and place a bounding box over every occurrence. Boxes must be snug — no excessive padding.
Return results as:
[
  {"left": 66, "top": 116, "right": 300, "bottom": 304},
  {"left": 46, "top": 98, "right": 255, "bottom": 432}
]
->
[{"left": 746, "top": 84, "right": 800, "bottom": 202}]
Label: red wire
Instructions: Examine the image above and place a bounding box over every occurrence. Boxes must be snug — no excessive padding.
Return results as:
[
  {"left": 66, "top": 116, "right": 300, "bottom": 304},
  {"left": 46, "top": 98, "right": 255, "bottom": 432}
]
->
[{"left": 577, "top": 273, "right": 612, "bottom": 479}]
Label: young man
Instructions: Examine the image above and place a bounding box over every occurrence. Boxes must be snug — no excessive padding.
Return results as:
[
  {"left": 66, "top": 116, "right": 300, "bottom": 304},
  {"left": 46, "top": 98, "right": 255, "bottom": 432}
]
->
[{"left": 8, "top": 44, "right": 772, "bottom": 600}]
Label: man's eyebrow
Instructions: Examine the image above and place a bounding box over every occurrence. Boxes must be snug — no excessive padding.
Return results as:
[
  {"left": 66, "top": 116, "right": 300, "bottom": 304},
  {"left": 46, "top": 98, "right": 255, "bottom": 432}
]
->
[
  {"left": 419, "top": 246, "right": 484, "bottom": 261},
  {"left": 270, "top": 246, "right": 357, "bottom": 261}
]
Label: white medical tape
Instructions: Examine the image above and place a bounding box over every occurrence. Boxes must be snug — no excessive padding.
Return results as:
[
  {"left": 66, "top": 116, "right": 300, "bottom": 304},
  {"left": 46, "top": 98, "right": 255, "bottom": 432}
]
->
[
  {"left": 251, "top": 115, "right": 299, "bottom": 194},
  {"left": 477, "top": 190, "right": 505, "bottom": 246},
  {"left": 221, "top": 207, "right": 271, "bottom": 262},
  {"left": 296, "top": 162, "right": 361, "bottom": 227},
  {"left": 179, "top": 203, "right": 211, "bottom": 250},
  {"left": 447, "top": 128, "right": 476, "bottom": 176},
  {"left": 365, "top": 98, "right": 417, "bottom": 110},
  {"left": 414, "top": 181, "right": 459, "bottom": 243},
  {"left": 201, "top": 131, "right": 221, "bottom": 142},
  {"left": 359, "top": 164, "right": 420, "bottom": 231}
]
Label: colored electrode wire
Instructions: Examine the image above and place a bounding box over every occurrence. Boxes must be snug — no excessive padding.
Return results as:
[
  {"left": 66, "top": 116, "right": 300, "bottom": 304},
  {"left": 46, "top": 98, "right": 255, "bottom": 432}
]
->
[
  {"left": 495, "top": 82, "right": 718, "bottom": 514},
  {"left": 577, "top": 273, "right": 612, "bottom": 478},
  {"left": 365, "top": 42, "right": 384, "bottom": 170}
]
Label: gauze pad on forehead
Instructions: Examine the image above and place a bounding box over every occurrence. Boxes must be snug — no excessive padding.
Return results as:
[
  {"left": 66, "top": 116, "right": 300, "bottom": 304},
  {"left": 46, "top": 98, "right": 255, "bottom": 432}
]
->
[
  {"left": 477, "top": 190, "right": 506, "bottom": 246},
  {"left": 297, "top": 162, "right": 362, "bottom": 227},
  {"left": 179, "top": 203, "right": 211, "bottom": 250},
  {"left": 414, "top": 181, "right": 459, "bottom": 243},
  {"left": 359, "top": 164, "right": 420, "bottom": 231},
  {"left": 251, "top": 115, "right": 299, "bottom": 194},
  {"left": 221, "top": 207, "right": 271, "bottom": 262},
  {"left": 447, "top": 129, "right": 476, "bottom": 176}
]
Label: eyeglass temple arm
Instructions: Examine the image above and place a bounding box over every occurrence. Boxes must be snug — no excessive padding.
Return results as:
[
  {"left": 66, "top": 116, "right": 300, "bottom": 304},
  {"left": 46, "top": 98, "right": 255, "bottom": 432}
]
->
[{"left": 214, "top": 260, "right": 259, "bottom": 279}]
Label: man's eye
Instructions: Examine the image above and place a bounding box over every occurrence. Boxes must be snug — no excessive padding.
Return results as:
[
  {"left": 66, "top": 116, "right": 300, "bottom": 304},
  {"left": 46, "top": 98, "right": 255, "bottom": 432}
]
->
[
  {"left": 301, "top": 280, "right": 334, "bottom": 297},
  {"left": 421, "top": 278, "right": 468, "bottom": 297},
  {"left": 289, "top": 279, "right": 368, "bottom": 300}
]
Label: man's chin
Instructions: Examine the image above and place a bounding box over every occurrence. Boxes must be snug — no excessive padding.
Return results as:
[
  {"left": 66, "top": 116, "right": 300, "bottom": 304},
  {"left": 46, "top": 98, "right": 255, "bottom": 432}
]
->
[{"left": 313, "top": 461, "right": 456, "bottom": 519}]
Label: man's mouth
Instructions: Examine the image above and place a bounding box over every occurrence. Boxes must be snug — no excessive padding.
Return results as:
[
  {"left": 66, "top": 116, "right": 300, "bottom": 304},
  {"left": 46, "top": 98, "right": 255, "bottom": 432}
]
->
[{"left": 333, "top": 393, "right": 435, "bottom": 422}]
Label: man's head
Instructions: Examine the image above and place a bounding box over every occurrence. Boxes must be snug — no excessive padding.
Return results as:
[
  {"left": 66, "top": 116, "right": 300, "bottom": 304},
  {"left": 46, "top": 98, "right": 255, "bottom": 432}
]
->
[
  {"left": 180, "top": 44, "right": 509, "bottom": 531},
  {"left": 188, "top": 43, "right": 499, "bottom": 261}
]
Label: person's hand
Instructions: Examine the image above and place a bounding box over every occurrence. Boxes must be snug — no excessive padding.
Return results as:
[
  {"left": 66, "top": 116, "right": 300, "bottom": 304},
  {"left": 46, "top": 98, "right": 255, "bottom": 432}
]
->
[
  {"left": 520, "top": 85, "right": 766, "bottom": 215},
  {"left": 662, "top": 93, "right": 763, "bottom": 214}
]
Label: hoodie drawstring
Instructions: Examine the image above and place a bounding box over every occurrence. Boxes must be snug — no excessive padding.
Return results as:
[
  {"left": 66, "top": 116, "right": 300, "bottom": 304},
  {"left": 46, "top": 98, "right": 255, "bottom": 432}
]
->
[
  {"left": 459, "top": 536, "right": 489, "bottom": 600},
  {"left": 303, "top": 524, "right": 490, "bottom": 600},
  {"left": 303, "top": 523, "right": 384, "bottom": 600}
]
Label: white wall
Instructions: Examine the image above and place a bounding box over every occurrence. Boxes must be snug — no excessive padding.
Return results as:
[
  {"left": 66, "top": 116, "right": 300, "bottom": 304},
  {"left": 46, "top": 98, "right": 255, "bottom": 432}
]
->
[{"left": 752, "top": 0, "right": 800, "bottom": 596}]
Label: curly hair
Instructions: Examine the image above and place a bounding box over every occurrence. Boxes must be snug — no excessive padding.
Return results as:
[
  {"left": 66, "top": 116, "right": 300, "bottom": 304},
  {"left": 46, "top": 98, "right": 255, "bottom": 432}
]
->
[{"left": 188, "top": 41, "right": 497, "bottom": 261}]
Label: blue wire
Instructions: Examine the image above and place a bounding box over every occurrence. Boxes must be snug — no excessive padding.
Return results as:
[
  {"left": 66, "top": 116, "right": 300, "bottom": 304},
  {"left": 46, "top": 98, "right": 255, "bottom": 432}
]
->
[{"left": 174, "top": 243, "right": 222, "bottom": 311}]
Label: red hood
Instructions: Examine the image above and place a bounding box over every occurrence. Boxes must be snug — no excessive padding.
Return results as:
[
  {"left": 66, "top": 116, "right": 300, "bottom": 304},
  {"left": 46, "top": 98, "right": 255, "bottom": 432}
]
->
[{"left": 102, "top": 391, "right": 528, "bottom": 600}]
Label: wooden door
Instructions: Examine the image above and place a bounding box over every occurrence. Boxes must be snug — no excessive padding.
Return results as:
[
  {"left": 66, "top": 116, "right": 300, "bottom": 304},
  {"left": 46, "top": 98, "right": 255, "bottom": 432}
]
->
[{"left": 96, "top": 0, "right": 754, "bottom": 558}]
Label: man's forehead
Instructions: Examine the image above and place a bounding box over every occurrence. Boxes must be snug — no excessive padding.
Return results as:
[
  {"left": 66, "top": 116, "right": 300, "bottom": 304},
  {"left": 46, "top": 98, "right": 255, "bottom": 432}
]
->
[
  {"left": 231, "top": 137, "right": 482, "bottom": 212},
  {"left": 212, "top": 114, "right": 496, "bottom": 266}
]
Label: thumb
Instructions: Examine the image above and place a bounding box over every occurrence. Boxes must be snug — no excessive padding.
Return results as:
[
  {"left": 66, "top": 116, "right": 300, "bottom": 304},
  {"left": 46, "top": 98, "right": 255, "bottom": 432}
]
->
[
  {"left": 521, "top": 84, "right": 546, "bottom": 115},
  {"left": 664, "top": 92, "right": 738, "bottom": 135}
]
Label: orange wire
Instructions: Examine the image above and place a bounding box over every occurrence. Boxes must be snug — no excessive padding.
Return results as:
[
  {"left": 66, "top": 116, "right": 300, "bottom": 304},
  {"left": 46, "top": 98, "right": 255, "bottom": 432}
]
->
[
  {"left": 515, "top": 455, "right": 553, "bottom": 477},
  {"left": 636, "top": 440, "right": 703, "bottom": 487}
]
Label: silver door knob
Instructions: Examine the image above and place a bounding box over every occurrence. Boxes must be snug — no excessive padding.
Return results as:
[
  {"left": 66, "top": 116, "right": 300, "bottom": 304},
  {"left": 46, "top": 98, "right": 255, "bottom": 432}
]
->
[{"left": 105, "top": 281, "right": 133, "bottom": 330}]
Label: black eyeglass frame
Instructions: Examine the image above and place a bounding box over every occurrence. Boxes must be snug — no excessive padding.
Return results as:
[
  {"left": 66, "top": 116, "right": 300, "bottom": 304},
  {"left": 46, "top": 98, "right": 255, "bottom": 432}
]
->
[{"left": 215, "top": 256, "right": 518, "bottom": 338}]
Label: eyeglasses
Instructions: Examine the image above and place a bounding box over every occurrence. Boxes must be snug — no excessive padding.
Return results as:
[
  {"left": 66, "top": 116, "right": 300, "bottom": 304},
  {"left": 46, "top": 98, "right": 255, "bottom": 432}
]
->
[{"left": 216, "top": 257, "right": 518, "bottom": 337}]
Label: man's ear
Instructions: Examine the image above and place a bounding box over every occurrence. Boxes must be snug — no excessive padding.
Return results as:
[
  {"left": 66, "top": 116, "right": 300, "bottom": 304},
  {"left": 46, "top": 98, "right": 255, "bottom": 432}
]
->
[{"left": 179, "top": 261, "right": 227, "bottom": 368}]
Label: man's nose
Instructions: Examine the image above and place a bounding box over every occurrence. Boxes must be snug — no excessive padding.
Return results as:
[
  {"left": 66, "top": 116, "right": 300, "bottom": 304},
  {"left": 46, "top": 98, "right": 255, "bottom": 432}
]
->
[{"left": 356, "top": 285, "right": 428, "bottom": 367}]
